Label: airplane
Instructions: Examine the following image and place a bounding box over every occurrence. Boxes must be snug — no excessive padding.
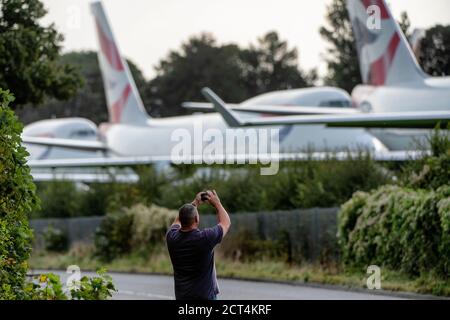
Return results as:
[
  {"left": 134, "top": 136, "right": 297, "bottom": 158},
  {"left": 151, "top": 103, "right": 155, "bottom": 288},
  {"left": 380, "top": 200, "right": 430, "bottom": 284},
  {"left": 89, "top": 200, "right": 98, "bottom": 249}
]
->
[
  {"left": 197, "top": 0, "right": 450, "bottom": 149},
  {"left": 22, "top": 0, "right": 449, "bottom": 179}
]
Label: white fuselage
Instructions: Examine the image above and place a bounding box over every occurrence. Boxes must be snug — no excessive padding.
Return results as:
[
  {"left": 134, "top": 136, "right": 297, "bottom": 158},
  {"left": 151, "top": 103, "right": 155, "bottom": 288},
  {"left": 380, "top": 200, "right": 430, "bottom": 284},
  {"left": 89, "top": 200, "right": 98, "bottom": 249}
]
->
[
  {"left": 352, "top": 77, "right": 450, "bottom": 150},
  {"left": 24, "top": 115, "right": 384, "bottom": 161},
  {"left": 102, "top": 112, "right": 384, "bottom": 157}
]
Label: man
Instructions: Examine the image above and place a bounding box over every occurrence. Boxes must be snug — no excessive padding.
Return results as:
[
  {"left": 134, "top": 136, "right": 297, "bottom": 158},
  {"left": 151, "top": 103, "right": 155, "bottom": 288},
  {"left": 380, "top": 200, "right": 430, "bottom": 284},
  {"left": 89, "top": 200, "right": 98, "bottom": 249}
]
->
[{"left": 166, "top": 190, "right": 231, "bottom": 300}]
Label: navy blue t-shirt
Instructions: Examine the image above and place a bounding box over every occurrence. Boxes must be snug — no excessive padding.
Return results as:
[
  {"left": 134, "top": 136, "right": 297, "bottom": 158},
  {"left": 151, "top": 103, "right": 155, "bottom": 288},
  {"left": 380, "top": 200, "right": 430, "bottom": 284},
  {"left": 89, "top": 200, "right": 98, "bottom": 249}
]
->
[{"left": 166, "top": 224, "right": 223, "bottom": 300}]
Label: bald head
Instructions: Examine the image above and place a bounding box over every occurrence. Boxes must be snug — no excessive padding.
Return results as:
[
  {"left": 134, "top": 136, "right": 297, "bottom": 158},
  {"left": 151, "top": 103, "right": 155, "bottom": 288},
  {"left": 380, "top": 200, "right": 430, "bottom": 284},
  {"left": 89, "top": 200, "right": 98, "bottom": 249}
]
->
[{"left": 178, "top": 203, "right": 198, "bottom": 228}]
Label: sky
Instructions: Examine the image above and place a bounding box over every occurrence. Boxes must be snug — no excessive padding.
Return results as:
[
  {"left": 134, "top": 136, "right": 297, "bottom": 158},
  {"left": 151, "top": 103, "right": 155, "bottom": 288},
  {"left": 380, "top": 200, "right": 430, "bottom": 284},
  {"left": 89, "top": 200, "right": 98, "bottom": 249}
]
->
[{"left": 40, "top": 0, "right": 450, "bottom": 80}]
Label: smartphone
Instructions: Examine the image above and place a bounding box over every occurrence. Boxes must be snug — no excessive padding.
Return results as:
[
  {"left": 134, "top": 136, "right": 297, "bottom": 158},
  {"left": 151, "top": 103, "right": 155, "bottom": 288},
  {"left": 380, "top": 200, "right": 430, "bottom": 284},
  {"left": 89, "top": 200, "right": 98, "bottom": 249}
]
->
[{"left": 200, "top": 192, "right": 209, "bottom": 202}]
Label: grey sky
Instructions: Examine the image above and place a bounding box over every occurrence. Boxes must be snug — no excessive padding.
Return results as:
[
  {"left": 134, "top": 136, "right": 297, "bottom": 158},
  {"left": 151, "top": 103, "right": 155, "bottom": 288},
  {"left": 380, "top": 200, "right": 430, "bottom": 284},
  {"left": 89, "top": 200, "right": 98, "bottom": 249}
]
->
[{"left": 41, "top": 0, "right": 450, "bottom": 79}]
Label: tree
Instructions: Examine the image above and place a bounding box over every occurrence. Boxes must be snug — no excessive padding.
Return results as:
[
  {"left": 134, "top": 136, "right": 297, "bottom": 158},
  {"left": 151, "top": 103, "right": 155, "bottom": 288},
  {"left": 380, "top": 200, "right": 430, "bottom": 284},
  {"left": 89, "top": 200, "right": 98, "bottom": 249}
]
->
[
  {"left": 146, "top": 34, "right": 246, "bottom": 117},
  {"left": 320, "top": 0, "right": 361, "bottom": 93},
  {"left": 0, "top": 0, "right": 83, "bottom": 107},
  {"left": 418, "top": 25, "right": 450, "bottom": 77},
  {"left": 0, "top": 89, "right": 39, "bottom": 299},
  {"left": 398, "top": 11, "right": 412, "bottom": 39},
  {"left": 240, "top": 31, "right": 316, "bottom": 96},
  {"left": 15, "top": 51, "right": 147, "bottom": 125},
  {"left": 146, "top": 32, "right": 315, "bottom": 117}
]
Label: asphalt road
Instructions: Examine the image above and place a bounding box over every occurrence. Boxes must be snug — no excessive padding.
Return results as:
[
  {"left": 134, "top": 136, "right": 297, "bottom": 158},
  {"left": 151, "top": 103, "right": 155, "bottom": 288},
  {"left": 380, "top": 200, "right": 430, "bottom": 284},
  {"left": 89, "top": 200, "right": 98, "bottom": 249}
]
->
[{"left": 31, "top": 270, "right": 404, "bottom": 300}]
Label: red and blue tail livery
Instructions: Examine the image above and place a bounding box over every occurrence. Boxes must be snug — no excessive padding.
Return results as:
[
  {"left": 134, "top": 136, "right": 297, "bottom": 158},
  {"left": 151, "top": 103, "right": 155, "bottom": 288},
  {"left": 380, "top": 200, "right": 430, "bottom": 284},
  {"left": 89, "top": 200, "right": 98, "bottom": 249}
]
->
[
  {"left": 91, "top": 1, "right": 150, "bottom": 125},
  {"left": 347, "top": 0, "right": 426, "bottom": 86}
]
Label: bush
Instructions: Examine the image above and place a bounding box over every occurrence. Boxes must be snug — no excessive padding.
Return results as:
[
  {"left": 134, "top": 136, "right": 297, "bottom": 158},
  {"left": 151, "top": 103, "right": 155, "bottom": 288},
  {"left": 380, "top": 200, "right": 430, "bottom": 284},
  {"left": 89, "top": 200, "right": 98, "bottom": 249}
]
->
[
  {"left": 24, "top": 268, "right": 116, "bottom": 300},
  {"left": 338, "top": 185, "right": 450, "bottom": 277},
  {"left": 34, "top": 181, "right": 80, "bottom": 218},
  {"left": 128, "top": 204, "right": 177, "bottom": 249},
  {"left": 0, "top": 90, "right": 116, "bottom": 300},
  {"left": 24, "top": 273, "right": 67, "bottom": 300},
  {"left": 76, "top": 183, "right": 113, "bottom": 217},
  {"left": 400, "top": 129, "right": 450, "bottom": 190},
  {"left": 33, "top": 180, "right": 144, "bottom": 218},
  {"left": 95, "top": 204, "right": 177, "bottom": 261},
  {"left": 0, "top": 89, "right": 40, "bottom": 299},
  {"left": 42, "top": 226, "right": 68, "bottom": 252},
  {"left": 157, "top": 155, "right": 390, "bottom": 213},
  {"left": 69, "top": 268, "right": 116, "bottom": 300},
  {"left": 338, "top": 130, "right": 450, "bottom": 278},
  {"left": 32, "top": 177, "right": 154, "bottom": 218},
  {"left": 297, "top": 154, "right": 390, "bottom": 207},
  {"left": 94, "top": 212, "right": 133, "bottom": 262}
]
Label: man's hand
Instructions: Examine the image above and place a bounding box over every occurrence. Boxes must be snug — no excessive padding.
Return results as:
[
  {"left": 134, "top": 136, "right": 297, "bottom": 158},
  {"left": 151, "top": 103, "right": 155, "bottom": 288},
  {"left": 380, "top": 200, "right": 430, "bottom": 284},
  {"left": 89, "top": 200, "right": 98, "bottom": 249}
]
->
[
  {"left": 192, "top": 191, "right": 205, "bottom": 207},
  {"left": 206, "top": 190, "right": 221, "bottom": 208}
]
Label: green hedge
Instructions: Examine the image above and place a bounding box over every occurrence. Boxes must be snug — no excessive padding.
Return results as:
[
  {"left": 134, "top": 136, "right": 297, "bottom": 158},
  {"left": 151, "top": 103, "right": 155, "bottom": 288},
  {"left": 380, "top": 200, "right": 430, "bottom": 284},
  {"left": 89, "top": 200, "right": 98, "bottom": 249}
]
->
[
  {"left": 338, "top": 185, "right": 450, "bottom": 277},
  {"left": 0, "top": 89, "right": 116, "bottom": 300},
  {"left": 0, "top": 90, "right": 40, "bottom": 299}
]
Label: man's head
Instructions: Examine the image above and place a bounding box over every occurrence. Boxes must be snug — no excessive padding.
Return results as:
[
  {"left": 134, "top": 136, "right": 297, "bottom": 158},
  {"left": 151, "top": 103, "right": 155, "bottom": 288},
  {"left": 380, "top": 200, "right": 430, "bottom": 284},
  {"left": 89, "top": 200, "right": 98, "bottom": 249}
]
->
[{"left": 178, "top": 203, "right": 199, "bottom": 229}]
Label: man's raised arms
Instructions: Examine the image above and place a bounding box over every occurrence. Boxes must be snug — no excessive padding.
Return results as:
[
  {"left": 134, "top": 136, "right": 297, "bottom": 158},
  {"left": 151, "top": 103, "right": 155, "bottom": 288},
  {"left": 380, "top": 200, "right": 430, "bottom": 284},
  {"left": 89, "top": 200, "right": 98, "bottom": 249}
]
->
[{"left": 206, "top": 190, "right": 231, "bottom": 237}]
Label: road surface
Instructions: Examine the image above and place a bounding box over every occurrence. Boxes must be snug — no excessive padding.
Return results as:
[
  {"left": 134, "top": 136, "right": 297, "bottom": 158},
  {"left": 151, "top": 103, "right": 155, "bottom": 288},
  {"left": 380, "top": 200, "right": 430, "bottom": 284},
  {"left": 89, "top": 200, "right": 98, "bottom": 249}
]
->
[{"left": 31, "top": 269, "right": 405, "bottom": 300}]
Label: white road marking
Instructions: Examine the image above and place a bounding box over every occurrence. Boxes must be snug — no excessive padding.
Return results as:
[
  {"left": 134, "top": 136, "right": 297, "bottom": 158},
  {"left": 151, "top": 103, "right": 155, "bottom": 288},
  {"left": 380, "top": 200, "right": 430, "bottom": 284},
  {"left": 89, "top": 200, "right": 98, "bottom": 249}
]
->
[{"left": 117, "top": 290, "right": 174, "bottom": 300}]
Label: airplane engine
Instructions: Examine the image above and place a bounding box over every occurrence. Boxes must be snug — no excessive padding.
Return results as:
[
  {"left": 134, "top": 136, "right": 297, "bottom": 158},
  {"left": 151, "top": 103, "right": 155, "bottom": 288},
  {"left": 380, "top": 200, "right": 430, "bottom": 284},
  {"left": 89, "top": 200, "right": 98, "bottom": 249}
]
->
[{"left": 23, "top": 118, "right": 101, "bottom": 160}]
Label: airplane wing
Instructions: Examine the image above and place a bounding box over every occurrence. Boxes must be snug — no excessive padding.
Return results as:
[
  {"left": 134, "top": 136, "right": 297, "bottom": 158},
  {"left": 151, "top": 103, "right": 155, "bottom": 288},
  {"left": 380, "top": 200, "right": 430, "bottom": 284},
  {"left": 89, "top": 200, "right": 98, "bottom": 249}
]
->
[
  {"left": 182, "top": 102, "right": 238, "bottom": 112},
  {"left": 27, "top": 150, "right": 426, "bottom": 171},
  {"left": 202, "top": 88, "right": 450, "bottom": 129},
  {"left": 31, "top": 171, "right": 139, "bottom": 183},
  {"left": 183, "top": 101, "right": 360, "bottom": 116},
  {"left": 22, "top": 136, "right": 108, "bottom": 152},
  {"left": 27, "top": 156, "right": 170, "bottom": 168}
]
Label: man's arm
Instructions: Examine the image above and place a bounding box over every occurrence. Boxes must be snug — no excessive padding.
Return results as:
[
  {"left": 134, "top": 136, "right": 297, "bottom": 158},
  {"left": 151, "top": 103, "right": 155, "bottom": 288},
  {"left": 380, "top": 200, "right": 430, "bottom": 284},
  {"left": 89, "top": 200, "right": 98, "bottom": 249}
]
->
[
  {"left": 191, "top": 191, "right": 203, "bottom": 208},
  {"left": 207, "top": 190, "right": 231, "bottom": 237},
  {"left": 171, "top": 215, "right": 181, "bottom": 226}
]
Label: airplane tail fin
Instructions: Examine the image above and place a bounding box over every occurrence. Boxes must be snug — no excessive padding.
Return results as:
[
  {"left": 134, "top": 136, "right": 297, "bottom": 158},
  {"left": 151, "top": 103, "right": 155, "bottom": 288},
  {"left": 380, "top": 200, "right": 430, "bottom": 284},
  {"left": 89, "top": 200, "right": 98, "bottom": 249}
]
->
[
  {"left": 90, "top": 1, "right": 150, "bottom": 125},
  {"left": 201, "top": 88, "right": 242, "bottom": 127},
  {"left": 347, "top": 0, "right": 427, "bottom": 86}
]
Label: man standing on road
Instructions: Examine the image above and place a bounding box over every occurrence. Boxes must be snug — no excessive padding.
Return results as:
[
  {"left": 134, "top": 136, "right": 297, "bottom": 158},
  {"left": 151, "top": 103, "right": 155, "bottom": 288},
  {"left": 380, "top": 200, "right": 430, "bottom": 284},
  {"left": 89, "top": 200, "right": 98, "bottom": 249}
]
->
[{"left": 166, "top": 190, "right": 231, "bottom": 300}]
